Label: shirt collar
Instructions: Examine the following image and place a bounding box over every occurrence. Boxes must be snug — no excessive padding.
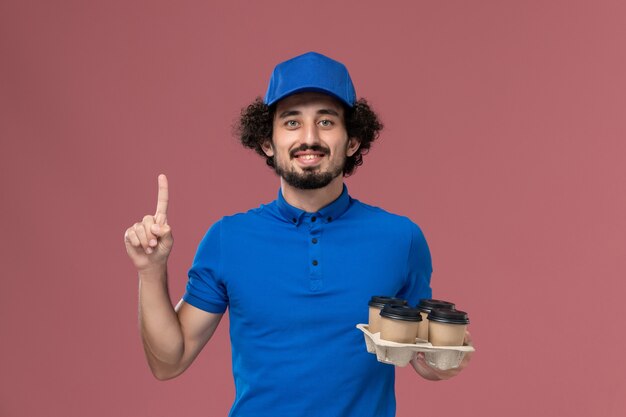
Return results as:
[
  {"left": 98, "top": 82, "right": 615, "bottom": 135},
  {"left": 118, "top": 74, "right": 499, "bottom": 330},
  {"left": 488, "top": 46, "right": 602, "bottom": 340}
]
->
[{"left": 276, "top": 185, "right": 352, "bottom": 226}]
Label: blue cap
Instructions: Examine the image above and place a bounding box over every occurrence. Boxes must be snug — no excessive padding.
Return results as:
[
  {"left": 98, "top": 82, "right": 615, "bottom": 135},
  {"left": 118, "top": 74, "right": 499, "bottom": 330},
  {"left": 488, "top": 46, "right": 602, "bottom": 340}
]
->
[{"left": 264, "top": 52, "right": 357, "bottom": 107}]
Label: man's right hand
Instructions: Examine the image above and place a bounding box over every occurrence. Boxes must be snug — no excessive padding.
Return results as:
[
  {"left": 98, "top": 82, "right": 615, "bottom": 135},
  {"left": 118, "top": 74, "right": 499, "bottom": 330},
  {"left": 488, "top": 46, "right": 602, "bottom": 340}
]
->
[{"left": 124, "top": 174, "right": 173, "bottom": 271}]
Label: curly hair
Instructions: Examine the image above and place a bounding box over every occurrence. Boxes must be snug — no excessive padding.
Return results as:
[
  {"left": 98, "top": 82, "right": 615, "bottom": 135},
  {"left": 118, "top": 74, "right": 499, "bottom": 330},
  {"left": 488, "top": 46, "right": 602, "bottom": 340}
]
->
[{"left": 235, "top": 97, "right": 383, "bottom": 176}]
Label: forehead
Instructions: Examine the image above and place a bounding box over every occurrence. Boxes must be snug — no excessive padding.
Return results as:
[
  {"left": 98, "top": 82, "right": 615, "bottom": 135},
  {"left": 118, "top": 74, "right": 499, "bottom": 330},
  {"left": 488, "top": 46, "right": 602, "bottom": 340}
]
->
[{"left": 274, "top": 92, "right": 345, "bottom": 115}]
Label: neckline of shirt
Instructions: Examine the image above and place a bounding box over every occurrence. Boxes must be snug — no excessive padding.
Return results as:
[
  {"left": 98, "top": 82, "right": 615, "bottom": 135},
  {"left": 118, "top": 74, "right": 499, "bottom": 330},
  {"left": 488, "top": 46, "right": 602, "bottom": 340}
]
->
[{"left": 275, "top": 184, "right": 352, "bottom": 226}]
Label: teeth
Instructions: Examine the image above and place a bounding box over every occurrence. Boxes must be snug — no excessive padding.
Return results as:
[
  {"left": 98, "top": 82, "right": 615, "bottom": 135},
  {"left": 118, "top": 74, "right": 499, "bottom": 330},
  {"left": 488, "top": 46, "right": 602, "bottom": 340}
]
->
[{"left": 299, "top": 155, "right": 319, "bottom": 160}]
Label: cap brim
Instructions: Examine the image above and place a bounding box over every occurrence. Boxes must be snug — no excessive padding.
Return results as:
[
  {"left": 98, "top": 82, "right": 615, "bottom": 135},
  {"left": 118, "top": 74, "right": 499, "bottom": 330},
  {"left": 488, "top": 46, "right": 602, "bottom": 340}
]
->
[{"left": 265, "top": 86, "right": 353, "bottom": 107}]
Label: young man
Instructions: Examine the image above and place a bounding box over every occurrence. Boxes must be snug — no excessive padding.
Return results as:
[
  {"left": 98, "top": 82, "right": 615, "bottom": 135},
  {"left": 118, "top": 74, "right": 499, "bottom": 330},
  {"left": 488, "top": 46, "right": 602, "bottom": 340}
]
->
[{"left": 124, "top": 52, "right": 472, "bottom": 417}]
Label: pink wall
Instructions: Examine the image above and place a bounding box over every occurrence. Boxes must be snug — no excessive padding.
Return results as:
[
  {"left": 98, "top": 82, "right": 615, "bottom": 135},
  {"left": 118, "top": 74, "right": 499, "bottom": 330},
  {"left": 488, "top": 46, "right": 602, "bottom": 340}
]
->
[{"left": 2, "top": 1, "right": 625, "bottom": 416}]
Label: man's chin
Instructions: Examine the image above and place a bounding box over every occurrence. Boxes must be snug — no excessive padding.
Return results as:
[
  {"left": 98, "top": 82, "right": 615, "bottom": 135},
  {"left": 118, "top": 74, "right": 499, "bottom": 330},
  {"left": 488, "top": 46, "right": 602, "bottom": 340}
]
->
[
  {"left": 300, "top": 166, "right": 321, "bottom": 173},
  {"left": 281, "top": 171, "right": 335, "bottom": 190}
]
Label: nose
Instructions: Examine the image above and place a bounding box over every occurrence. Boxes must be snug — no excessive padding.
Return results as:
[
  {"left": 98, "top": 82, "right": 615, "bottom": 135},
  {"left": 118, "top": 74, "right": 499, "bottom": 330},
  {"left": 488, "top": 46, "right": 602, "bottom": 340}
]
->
[{"left": 302, "top": 121, "right": 321, "bottom": 146}]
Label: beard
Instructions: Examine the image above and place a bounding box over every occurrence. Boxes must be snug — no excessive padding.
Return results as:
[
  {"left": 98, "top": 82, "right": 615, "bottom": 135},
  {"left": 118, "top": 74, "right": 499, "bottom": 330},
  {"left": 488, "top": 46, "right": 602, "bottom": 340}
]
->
[{"left": 273, "top": 144, "right": 346, "bottom": 190}]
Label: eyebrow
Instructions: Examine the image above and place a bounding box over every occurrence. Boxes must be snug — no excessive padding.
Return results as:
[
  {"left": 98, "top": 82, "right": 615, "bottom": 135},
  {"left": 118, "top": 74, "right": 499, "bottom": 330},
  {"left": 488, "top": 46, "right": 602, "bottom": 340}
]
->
[
  {"left": 318, "top": 109, "right": 340, "bottom": 117},
  {"left": 278, "top": 110, "right": 301, "bottom": 118},
  {"left": 277, "top": 108, "right": 341, "bottom": 119}
]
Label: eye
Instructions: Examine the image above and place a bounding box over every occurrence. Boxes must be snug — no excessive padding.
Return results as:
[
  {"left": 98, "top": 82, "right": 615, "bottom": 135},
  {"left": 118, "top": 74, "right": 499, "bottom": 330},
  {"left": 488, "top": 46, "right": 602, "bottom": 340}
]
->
[
  {"left": 318, "top": 119, "right": 334, "bottom": 127},
  {"left": 285, "top": 120, "right": 299, "bottom": 128}
]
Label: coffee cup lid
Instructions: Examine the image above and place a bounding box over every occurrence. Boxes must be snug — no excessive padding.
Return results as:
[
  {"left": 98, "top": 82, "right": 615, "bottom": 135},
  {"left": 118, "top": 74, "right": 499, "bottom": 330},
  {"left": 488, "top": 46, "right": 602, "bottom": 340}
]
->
[
  {"left": 427, "top": 308, "right": 469, "bottom": 324},
  {"left": 368, "top": 296, "right": 408, "bottom": 309},
  {"left": 379, "top": 304, "right": 422, "bottom": 322},
  {"left": 416, "top": 299, "right": 456, "bottom": 313}
]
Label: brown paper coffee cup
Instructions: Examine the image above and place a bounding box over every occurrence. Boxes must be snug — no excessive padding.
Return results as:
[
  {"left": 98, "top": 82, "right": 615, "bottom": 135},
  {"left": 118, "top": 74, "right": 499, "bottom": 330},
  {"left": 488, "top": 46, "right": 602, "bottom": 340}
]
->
[
  {"left": 379, "top": 305, "right": 422, "bottom": 343},
  {"left": 367, "top": 296, "right": 407, "bottom": 333},
  {"left": 427, "top": 309, "right": 469, "bottom": 346},
  {"left": 416, "top": 299, "right": 456, "bottom": 341}
]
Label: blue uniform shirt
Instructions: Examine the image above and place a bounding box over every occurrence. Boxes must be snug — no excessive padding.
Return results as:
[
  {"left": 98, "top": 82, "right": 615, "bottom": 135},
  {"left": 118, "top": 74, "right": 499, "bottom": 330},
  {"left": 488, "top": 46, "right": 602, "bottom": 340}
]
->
[{"left": 184, "top": 186, "right": 433, "bottom": 417}]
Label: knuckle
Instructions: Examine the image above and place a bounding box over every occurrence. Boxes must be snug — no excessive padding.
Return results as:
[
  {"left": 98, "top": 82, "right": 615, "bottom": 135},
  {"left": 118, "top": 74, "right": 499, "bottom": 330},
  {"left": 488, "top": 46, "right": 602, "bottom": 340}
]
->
[{"left": 143, "top": 215, "right": 154, "bottom": 223}]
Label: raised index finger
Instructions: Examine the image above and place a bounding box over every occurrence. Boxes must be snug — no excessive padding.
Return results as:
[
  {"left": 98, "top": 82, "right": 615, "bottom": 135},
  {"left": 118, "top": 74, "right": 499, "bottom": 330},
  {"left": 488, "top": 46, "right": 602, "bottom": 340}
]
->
[{"left": 155, "top": 174, "right": 169, "bottom": 224}]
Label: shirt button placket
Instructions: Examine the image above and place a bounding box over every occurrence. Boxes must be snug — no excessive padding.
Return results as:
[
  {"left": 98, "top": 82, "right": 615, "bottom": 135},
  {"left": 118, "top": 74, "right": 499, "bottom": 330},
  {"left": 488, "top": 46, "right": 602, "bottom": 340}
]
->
[{"left": 308, "top": 214, "right": 322, "bottom": 291}]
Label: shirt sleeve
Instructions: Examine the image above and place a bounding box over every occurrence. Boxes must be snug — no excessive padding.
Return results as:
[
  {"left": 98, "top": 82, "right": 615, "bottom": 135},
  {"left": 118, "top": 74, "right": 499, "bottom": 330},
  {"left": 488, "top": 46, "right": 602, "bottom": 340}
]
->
[
  {"left": 183, "top": 219, "right": 229, "bottom": 313},
  {"left": 396, "top": 221, "right": 433, "bottom": 306}
]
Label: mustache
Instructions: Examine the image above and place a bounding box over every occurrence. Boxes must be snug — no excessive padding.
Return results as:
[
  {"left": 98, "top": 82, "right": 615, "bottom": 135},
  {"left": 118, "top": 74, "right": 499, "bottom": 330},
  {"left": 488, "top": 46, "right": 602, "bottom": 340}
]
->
[{"left": 289, "top": 144, "right": 330, "bottom": 158}]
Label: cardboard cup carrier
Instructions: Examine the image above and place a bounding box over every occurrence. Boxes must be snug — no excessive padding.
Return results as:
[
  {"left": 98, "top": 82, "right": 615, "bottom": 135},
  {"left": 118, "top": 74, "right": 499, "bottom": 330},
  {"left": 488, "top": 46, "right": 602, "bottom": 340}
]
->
[{"left": 357, "top": 300, "right": 474, "bottom": 370}]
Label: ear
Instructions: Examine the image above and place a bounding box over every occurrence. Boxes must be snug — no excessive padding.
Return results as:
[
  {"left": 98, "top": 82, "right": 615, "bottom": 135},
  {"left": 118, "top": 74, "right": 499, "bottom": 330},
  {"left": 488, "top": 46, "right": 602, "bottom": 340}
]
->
[
  {"left": 346, "top": 137, "right": 361, "bottom": 157},
  {"left": 261, "top": 139, "right": 274, "bottom": 157}
]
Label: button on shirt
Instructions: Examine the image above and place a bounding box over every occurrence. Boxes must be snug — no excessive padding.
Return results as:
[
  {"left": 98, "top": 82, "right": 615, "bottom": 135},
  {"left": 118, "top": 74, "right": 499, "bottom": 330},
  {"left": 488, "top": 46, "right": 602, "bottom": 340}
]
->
[{"left": 184, "top": 186, "right": 433, "bottom": 417}]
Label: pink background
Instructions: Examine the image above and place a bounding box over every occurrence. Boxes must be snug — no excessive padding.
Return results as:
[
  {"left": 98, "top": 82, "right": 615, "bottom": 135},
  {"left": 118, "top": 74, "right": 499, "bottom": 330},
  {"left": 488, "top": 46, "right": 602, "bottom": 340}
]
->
[{"left": 2, "top": 1, "right": 625, "bottom": 416}]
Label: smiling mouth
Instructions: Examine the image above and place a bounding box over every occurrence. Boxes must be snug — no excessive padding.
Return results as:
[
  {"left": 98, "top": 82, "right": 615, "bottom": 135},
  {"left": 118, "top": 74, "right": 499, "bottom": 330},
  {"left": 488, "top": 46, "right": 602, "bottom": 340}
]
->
[
  {"left": 294, "top": 153, "right": 325, "bottom": 161},
  {"left": 293, "top": 154, "right": 324, "bottom": 170},
  {"left": 290, "top": 145, "right": 329, "bottom": 161}
]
